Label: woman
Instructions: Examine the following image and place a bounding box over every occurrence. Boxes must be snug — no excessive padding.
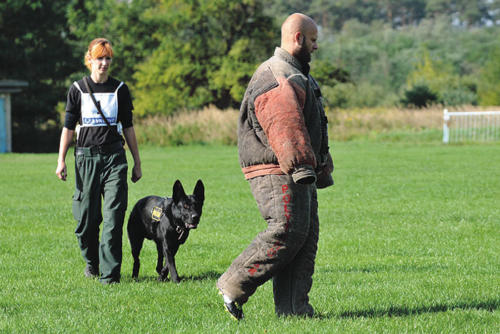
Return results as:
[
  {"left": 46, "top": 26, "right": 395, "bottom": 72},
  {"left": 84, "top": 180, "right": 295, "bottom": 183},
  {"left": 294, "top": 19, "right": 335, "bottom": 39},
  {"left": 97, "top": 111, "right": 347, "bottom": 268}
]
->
[{"left": 55, "top": 38, "right": 142, "bottom": 284}]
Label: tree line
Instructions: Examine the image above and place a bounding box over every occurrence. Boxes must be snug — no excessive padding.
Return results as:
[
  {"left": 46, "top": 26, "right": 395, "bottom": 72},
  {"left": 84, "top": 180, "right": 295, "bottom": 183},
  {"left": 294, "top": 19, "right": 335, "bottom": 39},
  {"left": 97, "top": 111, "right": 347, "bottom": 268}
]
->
[
  {"left": 2, "top": 0, "right": 500, "bottom": 151},
  {"left": 268, "top": 0, "right": 500, "bottom": 31}
]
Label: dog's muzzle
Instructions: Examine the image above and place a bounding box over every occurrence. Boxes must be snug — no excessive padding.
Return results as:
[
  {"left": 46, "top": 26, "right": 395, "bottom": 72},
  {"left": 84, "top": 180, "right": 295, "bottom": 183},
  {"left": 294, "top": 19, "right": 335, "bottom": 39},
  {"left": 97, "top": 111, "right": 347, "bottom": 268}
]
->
[
  {"left": 185, "top": 222, "right": 198, "bottom": 229},
  {"left": 185, "top": 214, "right": 200, "bottom": 229}
]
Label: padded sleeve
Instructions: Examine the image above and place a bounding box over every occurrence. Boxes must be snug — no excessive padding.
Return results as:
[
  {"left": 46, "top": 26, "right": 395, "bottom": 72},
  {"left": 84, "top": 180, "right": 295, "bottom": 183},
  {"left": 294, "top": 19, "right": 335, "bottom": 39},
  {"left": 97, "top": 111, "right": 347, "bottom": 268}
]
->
[{"left": 253, "top": 76, "right": 317, "bottom": 175}]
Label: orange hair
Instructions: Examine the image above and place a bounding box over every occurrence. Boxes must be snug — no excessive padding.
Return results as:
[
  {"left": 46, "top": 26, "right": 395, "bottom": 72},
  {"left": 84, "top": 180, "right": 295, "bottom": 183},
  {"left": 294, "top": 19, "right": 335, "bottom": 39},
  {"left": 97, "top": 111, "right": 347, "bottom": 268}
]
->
[{"left": 84, "top": 38, "right": 114, "bottom": 71}]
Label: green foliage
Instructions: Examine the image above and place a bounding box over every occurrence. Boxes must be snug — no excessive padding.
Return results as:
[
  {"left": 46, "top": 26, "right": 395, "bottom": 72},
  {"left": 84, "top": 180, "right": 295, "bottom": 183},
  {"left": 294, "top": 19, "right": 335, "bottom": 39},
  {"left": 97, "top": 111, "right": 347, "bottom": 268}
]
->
[
  {"left": 0, "top": 0, "right": 78, "bottom": 152},
  {"left": 66, "top": 0, "right": 159, "bottom": 84},
  {"left": 318, "top": 17, "right": 490, "bottom": 108},
  {"left": 310, "top": 59, "right": 355, "bottom": 108},
  {"left": 6, "top": 0, "right": 500, "bottom": 152},
  {"left": 210, "top": 38, "right": 260, "bottom": 105},
  {"left": 311, "top": 60, "right": 351, "bottom": 87},
  {"left": 268, "top": 0, "right": 499, "bottom": 31},
  {"left": 322, "top": 82, "right": 400, "bottom": 109},
  {"left": 132, "top": 0, "right": 276, "bottom": 116},
  {"left": 401, "top": 83, "right": 439, "bottom": 108},
  {"left": 406, "top": 50, "right": 452, "bottom": 92},
  {"left": 321, "top": 84, "right": 353, "bottom": 109},
  {"left": 404, "top": 49, "right": 477, "bottom": 106},
  {"left": 478, "top": 44, "right": 500, "bottom": 105},
  {"left": 440, "top": 87, "right": 478, "bottom": 106}
]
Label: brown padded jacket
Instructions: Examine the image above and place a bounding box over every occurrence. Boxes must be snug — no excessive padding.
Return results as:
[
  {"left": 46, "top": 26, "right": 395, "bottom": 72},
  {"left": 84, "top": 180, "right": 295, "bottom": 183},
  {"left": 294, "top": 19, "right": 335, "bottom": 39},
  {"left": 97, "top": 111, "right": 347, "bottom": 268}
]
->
[{"left": 238, "top": 47, "right": 332, "bottom": 185}]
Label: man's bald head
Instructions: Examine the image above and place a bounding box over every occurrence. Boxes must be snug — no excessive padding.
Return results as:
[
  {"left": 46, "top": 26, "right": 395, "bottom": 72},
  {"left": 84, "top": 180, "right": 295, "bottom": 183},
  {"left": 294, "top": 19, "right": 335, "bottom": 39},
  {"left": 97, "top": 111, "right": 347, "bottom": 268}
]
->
[{"left": 280, "top": 13, "right": 318, "bottom": 64}]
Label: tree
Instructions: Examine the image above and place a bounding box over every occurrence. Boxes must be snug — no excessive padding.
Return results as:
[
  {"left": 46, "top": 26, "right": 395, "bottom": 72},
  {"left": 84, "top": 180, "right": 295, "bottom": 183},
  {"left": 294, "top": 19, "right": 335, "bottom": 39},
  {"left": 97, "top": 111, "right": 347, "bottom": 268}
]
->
[
  {"left": 478, "top": 44, "right": 500, "bottom": 105},
  {"left": 383, "top": 0, "right": 427, "bottom": 27},
  {"left": 132, "top": 0, "right": 276, "bottom": 116},
  {"left": 456, "top": 0, "right": 491, "bottom": 27},
  {"left": 425, "top": 0, "right": 454, "bottom": 18},
  {"left": 264, "top": 0, "right": 309, "bottom": 27},
  {"left": 405, "top": 49, "right": 477, "bottom": 106},
  {"left": 401, "top": 83, "right": 439, "bottom": 108},
  {"left": 0, "top": 0, "right": 78, "bottom": 152},
  {"left": 66, "top": 0, "right": 159, "bottom": 85},
  {"left": 311, "top": 60, "right": 351, "bottom": 87}
]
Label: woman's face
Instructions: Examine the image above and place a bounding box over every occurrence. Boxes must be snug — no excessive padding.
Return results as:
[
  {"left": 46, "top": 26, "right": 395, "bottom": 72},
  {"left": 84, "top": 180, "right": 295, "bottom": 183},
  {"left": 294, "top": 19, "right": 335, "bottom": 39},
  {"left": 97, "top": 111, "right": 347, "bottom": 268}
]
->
[{"left": 90, "top": 55, "right": 112, "bottom": 76}]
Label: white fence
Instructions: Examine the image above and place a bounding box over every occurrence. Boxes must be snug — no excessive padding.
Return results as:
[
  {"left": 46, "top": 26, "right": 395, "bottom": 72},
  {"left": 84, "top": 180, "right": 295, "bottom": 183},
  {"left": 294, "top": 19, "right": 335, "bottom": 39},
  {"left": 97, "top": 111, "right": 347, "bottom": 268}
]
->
[{"left": 443, "top": 109, "right": 500, "bottom": 143}]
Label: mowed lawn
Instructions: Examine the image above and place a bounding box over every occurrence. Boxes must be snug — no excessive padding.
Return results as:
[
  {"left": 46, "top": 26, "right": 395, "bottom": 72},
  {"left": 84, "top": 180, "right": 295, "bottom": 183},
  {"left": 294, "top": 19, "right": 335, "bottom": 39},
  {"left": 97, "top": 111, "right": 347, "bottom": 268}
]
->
[{"left": 0, "top": 142, "right": 499, "bottom": 333}]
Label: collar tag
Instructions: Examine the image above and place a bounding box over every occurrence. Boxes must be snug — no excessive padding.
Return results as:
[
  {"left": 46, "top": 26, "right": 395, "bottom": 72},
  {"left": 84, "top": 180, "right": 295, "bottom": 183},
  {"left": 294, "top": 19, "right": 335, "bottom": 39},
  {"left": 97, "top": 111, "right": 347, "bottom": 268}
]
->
[{"left": 151, "top": 207, "right": 162, "bottom": 221}]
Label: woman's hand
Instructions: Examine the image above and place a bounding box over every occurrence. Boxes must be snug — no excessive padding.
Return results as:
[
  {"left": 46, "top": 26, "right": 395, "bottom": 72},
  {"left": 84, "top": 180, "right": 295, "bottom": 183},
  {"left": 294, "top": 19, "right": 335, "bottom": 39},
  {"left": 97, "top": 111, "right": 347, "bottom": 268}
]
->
[
  {"left": 131, "top": 163, "right": 142, "bottom": 183},
  {"left": 56, "top": 160, "right": 67, "bottom": 181},
  {"left": 55, "top": 127, "right": 74, "bottom": 182}
]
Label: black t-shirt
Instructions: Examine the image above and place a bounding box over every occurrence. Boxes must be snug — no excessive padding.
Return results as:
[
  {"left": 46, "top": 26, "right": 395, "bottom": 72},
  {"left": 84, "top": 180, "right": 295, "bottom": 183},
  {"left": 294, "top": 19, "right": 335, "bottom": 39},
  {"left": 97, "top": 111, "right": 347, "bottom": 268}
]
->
[{"left": 65, "top": 76, "right": 134, "bottom": 147}]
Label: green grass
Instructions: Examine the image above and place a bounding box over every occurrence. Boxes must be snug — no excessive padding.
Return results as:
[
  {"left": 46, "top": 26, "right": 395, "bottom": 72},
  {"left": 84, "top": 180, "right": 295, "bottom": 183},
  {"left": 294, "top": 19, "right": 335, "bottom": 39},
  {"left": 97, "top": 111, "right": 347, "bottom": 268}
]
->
[{"left": 0, "top": 142, "right": 499, "bottom": 333}]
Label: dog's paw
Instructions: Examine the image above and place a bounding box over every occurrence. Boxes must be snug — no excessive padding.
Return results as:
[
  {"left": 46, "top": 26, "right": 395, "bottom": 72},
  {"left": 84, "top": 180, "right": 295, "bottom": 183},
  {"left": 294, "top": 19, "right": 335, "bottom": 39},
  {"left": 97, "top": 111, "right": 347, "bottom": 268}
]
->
[{"left": 158, "top": 275, "right": 169, "bottom": 282}]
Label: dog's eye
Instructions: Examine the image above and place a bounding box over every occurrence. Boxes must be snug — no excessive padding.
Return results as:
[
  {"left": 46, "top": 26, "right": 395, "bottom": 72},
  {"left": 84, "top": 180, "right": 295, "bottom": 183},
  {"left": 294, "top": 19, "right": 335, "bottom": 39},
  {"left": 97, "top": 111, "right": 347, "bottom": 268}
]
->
[{"left": 183, "top": 204, "right": 190, "bottom": 209}]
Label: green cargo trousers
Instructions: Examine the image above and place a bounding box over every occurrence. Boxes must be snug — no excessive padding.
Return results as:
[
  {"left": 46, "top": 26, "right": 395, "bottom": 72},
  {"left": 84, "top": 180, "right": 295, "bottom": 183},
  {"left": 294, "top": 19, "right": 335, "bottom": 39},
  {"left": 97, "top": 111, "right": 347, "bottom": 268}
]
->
[
  {"left": 72, "top": 146, "right": 128, "bottom": 284},
  {"left": 217, "top": 174, "right": 319, "bottom": 316}
]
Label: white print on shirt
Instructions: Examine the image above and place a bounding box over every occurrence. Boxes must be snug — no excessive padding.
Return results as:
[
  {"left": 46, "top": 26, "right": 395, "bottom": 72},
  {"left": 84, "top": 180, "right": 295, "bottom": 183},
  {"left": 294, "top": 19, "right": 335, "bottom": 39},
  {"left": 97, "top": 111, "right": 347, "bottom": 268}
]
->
[{"left": 73, "top": 81, "right": 124, "bottom": 127}]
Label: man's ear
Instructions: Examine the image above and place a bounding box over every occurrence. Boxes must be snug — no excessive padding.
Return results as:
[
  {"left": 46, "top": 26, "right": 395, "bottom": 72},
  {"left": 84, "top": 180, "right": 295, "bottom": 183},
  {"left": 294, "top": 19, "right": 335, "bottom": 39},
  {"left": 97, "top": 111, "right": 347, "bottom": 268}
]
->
[{"left": 294, "top": 32, "right": 304, "bottom": 46}]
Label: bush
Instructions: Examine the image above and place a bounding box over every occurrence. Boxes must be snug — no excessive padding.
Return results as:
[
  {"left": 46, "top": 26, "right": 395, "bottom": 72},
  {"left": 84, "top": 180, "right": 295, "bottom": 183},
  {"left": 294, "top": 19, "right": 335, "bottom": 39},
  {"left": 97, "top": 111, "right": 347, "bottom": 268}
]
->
[
  {"left": 478, "top": 44, "right": 500, "bottom": 105},
  {"left": 322, "top": 83, "right": 354, "bottom": 109},
  {"left": 401, "top": 83, "right": 439, "bottom": 108},
  {"left": 440, "top": 88, "right": 477, "bottom": 106},
  {"left": 323, "top": 82, "right": 398, "bottom": 109}
]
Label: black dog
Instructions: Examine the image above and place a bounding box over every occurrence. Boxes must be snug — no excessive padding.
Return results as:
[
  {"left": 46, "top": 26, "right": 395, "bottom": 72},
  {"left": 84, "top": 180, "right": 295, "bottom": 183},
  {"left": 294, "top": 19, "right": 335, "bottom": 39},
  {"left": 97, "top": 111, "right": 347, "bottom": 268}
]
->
[{"left": 127, "top": 179, "right": 204, "bottom": 282}]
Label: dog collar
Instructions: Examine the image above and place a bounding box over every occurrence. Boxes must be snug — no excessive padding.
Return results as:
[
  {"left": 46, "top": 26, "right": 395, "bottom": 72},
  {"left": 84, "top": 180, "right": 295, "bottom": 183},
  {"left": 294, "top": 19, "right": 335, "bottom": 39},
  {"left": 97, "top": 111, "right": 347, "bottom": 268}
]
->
[{"left": 176, "top": 225, "right": 186, "bottom": 240}]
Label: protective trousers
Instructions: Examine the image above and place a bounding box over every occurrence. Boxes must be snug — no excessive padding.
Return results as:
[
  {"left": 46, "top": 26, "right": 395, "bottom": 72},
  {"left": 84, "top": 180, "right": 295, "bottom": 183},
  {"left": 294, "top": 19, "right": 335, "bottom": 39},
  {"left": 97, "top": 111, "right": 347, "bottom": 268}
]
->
[
  {"left": 72, "top": 147, "right": 128, "bottom": 283},
  {"left": 217, "top": 174, "right": 318, "bottom": 316}
]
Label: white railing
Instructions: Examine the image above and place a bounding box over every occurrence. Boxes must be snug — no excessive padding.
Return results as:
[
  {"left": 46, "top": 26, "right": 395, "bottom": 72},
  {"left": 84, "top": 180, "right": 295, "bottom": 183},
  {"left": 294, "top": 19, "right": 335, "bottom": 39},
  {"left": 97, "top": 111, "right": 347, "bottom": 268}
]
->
[{"left": 443, "top": 109, "right": 500, "bottom": 143}]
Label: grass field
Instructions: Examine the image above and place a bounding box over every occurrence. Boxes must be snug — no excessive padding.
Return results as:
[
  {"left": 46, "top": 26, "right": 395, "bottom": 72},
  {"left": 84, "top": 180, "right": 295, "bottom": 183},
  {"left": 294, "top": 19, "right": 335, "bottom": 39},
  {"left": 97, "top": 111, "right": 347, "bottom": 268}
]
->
[{"left": 0, "top": 141, "right": 499, "bottom": 333}]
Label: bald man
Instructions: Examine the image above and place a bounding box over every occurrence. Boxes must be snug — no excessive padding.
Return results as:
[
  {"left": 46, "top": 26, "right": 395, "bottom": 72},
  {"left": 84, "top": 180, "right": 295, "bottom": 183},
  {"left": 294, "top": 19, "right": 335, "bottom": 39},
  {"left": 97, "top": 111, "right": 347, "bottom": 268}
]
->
[{"left": 217, "top": 13, "right": 334, "bottom": 320}]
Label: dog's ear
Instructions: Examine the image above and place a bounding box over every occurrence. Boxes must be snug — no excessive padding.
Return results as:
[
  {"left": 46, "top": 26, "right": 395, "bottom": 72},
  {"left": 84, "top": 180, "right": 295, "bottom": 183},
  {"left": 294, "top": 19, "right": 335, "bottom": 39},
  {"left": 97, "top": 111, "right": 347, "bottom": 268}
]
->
[
  {"left": 173, "top": 180, "right": 186, "bottom": 203},
  {"left": 193, "top": 179, "right": 205, "bottom": 202}
]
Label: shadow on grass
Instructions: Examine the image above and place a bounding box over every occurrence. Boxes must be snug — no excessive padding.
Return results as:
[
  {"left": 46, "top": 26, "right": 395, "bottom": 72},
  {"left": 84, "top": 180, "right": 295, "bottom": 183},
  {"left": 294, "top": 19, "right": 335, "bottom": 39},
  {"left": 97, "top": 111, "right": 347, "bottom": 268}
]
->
[
  {"left": 317, "top": 299, "right": 498, "bottom": 319},
  {"left": 318, "top": 263, "right": 449, "bottom": 274},
  {"left": 124, "top": 270, "right": 221, "bottom": 283},
  {"left": 126, "top": 275, "right": 159, "bottom": 283},
  {"left": 181, "top": 270, "right": 222, "bottom": 282}
]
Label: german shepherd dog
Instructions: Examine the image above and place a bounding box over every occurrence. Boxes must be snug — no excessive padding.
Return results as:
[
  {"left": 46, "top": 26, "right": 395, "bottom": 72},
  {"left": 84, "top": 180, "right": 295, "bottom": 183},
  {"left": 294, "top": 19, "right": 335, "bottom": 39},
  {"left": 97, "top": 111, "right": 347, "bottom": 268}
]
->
[{"left": 127, "top": 180, "right": 205, "bottom": 282}]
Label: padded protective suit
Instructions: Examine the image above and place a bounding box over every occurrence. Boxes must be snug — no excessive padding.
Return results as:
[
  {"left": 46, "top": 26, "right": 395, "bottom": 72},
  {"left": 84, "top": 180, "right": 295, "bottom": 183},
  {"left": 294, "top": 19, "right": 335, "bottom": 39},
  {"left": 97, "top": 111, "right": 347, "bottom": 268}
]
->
[{"left": 217, "top": 47, "right": 333, "bottom": 316}]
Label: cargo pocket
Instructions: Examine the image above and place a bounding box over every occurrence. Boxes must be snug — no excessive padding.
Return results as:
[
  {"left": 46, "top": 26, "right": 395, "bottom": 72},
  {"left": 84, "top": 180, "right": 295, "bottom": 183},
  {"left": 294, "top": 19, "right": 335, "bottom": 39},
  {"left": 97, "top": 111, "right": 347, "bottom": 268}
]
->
[{"left": 72, "top": 189, "right": 82, "bottom": 222}]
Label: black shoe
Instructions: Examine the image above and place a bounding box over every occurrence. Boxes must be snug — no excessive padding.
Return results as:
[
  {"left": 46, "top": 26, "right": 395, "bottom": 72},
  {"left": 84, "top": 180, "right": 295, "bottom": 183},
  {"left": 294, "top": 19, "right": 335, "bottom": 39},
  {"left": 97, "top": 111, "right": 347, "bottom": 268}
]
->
[
  {"left": 223, "top": 300, "right": 244, "bottom": 320},
  {"left": 84, "top": 265, "right": 99, "bottom": 278}
]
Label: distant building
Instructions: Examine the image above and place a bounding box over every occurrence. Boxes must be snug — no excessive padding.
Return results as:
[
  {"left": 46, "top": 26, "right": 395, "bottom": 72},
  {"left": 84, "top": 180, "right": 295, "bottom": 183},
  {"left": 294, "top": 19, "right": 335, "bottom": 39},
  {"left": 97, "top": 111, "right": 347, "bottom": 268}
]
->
[{"left": 0, "top": 80, "right": 28, "bottom": 153}]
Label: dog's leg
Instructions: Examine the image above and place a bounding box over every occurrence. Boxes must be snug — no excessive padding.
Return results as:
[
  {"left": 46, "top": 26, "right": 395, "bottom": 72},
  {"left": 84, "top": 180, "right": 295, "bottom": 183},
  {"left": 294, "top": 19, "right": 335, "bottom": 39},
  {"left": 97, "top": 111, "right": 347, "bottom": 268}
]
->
[
  {"left": 165, "top": 252, "right": 180, "bottom": 283},
  {"left": 156, "top": 242, "right": 169, "bottom": 281},
  {"left": 130, "top": 234, "right": 144, "bottom": 279}
]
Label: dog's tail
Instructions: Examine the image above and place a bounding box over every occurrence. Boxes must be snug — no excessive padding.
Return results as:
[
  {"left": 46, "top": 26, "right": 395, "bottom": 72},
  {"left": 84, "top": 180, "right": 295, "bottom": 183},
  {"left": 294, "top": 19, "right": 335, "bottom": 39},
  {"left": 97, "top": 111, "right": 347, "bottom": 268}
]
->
[
  {"left": 127, "top": 202, "right": 140, "bottom": 237},
  {"left": 127, "top": 203, "right": 143, "bottom": 278}
]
